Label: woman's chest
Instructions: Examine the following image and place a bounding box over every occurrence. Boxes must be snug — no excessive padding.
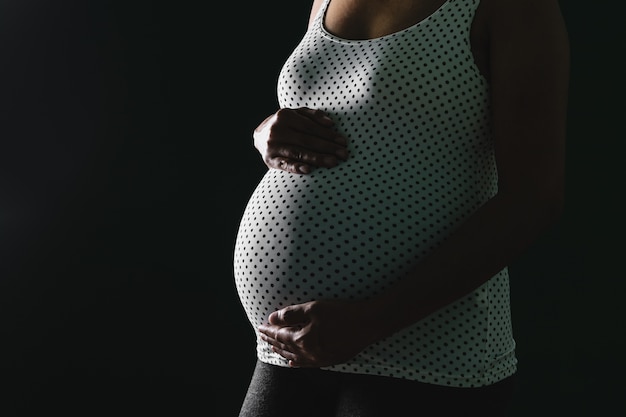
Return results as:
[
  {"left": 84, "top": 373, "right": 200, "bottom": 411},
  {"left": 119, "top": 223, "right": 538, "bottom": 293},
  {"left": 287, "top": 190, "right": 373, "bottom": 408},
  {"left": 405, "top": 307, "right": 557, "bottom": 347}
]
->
[
  {"left": 321, "top": 0, "right": 490, "bottom": 80},
  {"left": 323, "top": 0, "right": 450, "bottom": 40}
]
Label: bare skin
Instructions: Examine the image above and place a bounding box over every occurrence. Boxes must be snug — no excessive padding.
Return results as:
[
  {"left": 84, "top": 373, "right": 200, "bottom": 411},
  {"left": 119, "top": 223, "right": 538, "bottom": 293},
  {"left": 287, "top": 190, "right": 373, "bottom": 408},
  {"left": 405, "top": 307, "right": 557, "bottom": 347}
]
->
[
  {"left": 253, "top": 108, "right": 349, "bottom": 174},
  {"left": 256, "top": 0, "right": 570, "bottom": 368}
]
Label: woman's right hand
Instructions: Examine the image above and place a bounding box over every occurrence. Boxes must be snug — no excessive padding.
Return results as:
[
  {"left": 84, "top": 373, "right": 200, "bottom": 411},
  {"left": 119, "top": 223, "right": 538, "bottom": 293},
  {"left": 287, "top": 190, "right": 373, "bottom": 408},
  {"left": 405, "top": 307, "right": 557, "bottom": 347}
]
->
[{"left": 253, "top": 107, "right": 349, "bottom": 174}]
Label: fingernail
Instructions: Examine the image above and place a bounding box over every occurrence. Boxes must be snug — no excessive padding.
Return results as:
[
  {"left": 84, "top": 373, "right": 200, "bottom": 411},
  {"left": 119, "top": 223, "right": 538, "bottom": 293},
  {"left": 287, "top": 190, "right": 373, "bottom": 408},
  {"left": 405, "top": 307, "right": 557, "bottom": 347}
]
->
[
  {"left": 298, "top": 164, "right": 311, "bottom": 174},
  {"left": 335, "top": 135, "right": 347, "bottom": 145}
]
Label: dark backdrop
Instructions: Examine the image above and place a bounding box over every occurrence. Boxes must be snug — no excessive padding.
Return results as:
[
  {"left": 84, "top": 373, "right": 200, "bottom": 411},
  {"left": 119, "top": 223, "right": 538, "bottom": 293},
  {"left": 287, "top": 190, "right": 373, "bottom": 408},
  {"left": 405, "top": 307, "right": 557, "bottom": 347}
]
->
[{"left": 0, "top": 1, "right": 622, "bottom": 415}]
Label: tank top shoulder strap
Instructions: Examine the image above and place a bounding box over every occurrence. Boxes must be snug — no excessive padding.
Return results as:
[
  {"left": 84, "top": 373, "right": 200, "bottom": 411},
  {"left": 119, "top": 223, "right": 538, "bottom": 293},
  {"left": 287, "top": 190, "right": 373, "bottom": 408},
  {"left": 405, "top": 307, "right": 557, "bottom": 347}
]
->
[
  {"left": 310, "top": 0, "right": 332, "bottom": 29},
  {"left": 440, "top": 0, "right": 482, "bottom": 37},
  {"left": 443, "top": 0, "right": 482, "bottom": 18},
  {"left": 455, "top": 0, "right": 482, "bottom": 16}
]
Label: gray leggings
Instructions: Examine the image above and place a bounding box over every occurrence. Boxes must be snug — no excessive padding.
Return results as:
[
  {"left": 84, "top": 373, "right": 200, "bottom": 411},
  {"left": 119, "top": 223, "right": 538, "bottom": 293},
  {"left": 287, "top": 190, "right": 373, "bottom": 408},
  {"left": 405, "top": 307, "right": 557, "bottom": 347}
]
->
[{"left": 239, "top": 361, "right": 517, "bottom": 417}]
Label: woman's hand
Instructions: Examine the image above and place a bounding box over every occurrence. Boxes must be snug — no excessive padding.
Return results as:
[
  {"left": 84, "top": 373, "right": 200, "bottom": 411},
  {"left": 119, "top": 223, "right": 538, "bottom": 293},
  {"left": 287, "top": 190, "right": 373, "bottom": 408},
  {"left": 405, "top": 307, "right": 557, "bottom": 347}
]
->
[
  {"left": 253, "top": 107, "right": 349, "bottom": 174},
  {"left": 257, "top": 299, "right": 384, "bottom": 368}
]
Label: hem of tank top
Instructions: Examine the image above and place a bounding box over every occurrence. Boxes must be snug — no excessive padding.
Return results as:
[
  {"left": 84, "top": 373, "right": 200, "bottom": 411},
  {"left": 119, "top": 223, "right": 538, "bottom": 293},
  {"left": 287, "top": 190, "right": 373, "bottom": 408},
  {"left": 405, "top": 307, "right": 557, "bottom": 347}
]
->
[{"left": 256, "top": 355, "right": 518, "bottom": 388}]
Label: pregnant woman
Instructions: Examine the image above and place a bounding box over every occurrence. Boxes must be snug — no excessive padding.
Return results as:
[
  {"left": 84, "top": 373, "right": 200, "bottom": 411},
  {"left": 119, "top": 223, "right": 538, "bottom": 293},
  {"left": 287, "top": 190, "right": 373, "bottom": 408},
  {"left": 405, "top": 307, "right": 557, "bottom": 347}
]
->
[{"left": 234, "top": 0, "right": 569, "bottom": 415}]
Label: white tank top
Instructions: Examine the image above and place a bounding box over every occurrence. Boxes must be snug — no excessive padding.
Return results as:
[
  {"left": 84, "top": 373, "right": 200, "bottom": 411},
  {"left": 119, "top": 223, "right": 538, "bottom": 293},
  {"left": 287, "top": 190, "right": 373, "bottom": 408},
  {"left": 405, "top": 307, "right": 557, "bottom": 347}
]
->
[{"left": 234, "top": 0, "right": 517, "bottom": 387}]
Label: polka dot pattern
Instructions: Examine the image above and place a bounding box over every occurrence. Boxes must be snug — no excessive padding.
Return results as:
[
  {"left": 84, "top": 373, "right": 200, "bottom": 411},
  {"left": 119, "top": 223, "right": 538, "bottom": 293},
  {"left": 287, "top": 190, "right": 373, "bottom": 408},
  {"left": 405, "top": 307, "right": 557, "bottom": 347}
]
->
[{"left": 234, "top": 0, "right": 517, "bottom": 387}]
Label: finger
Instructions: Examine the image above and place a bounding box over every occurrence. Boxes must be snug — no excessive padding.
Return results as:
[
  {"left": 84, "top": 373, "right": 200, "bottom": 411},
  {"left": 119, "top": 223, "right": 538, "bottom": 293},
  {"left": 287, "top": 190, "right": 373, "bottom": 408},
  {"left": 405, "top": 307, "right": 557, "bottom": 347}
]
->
[
  {"left": 270, "top": 346, "right": 299, "bottom": 363},
  {"left": 284, "top": 351, "right": 327, "bottom": 368},
  {"left": 289, "top": 107, "right": 337, "bottom": 136},
  {"left": 259, "top": 331, "right": 289, "bottom": 351},
  {"left": 286, "top": 358, "right": 319, "bottom": 368},
  {"left": 298, "top": 107, "right": 336, "bottom": 127},
  {"left": 267, "top": 127, "right": 348, "bottom": 164},
  {"left": 257, "top": 324, "right": 276, "bottom": 339},
  {"left": 269, "top": 153, "right": 338, "bottom": 173},
  {"left": 268, "top": 157, "right": 313, "bottom": 174},
  {"left": 264, "top": 339, "right": 301, "bottom": 366},
  {"left": 296, "top": 108, "right": 350, "bottom": 147},
  {"left": 264, "top": 109, "right": 349, "bottom": 172},
  {"left": 265, "top": 340, "right": 315, "bottom": 368},
  {"left": 284, "top": 129, "right": 349, "bottom": 157},
  {"left": 274, "top": 144, "right": 347, "bottom": 167},
  {"left": 275, "top": 108, "right": 349, "bottom": 149},
  {"left": 258, "top": 323, "right": 298, "bottom": 345},
  {"left": 269, "top": 305, "right": 308, "bottom": 326},
  {"left": 259, "top": 327, "right": 305, "bottom": 364},
  {"left": 259, "top": 327, "right": 323, "bottom": 368},
  {"left": 273, "top": 348, "right": 319, "bottom": 369}
]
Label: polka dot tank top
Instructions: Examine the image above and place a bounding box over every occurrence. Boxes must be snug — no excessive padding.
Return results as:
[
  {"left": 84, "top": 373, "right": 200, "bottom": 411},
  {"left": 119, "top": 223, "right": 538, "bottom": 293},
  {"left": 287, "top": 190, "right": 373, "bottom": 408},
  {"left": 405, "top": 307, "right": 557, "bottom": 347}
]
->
[{"left": 234, "top": 0, "right": 517, "bottom": 387}]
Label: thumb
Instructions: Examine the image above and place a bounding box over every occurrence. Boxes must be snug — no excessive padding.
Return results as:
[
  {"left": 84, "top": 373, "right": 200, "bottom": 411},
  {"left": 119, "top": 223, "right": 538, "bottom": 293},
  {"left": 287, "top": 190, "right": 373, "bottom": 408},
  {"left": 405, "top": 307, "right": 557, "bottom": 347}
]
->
[{"left": 269, "top": 304, "right": 308, "bottom": 326}]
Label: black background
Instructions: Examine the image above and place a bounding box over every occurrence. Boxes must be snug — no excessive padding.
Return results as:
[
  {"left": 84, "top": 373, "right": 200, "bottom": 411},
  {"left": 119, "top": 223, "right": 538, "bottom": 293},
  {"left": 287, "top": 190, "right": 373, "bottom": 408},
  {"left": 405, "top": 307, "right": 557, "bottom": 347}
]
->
[{"left": 0, "top": 1, "right": 623, "bottom": 415}]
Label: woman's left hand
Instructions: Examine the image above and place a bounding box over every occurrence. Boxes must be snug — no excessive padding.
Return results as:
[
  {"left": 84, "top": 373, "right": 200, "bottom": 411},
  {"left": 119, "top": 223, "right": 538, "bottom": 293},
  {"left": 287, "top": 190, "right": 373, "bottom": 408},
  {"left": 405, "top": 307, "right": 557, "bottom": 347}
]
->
[{"left": 258, "top": 299, "right": 383, "bottom": 368}]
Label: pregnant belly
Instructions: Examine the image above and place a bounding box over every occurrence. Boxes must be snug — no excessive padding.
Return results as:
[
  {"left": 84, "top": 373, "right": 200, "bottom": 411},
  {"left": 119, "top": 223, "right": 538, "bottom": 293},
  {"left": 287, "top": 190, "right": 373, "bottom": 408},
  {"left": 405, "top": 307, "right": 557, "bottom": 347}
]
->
[{"left": 233, "top": 166, "right": 450, "bottom": 329}]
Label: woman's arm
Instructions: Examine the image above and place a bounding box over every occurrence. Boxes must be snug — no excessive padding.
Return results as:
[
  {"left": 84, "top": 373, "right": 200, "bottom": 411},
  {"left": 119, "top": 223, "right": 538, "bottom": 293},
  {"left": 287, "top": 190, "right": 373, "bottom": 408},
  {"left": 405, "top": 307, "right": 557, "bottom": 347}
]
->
[{"left": 368, "top": 0, "right": 570, "bottom": 336}]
